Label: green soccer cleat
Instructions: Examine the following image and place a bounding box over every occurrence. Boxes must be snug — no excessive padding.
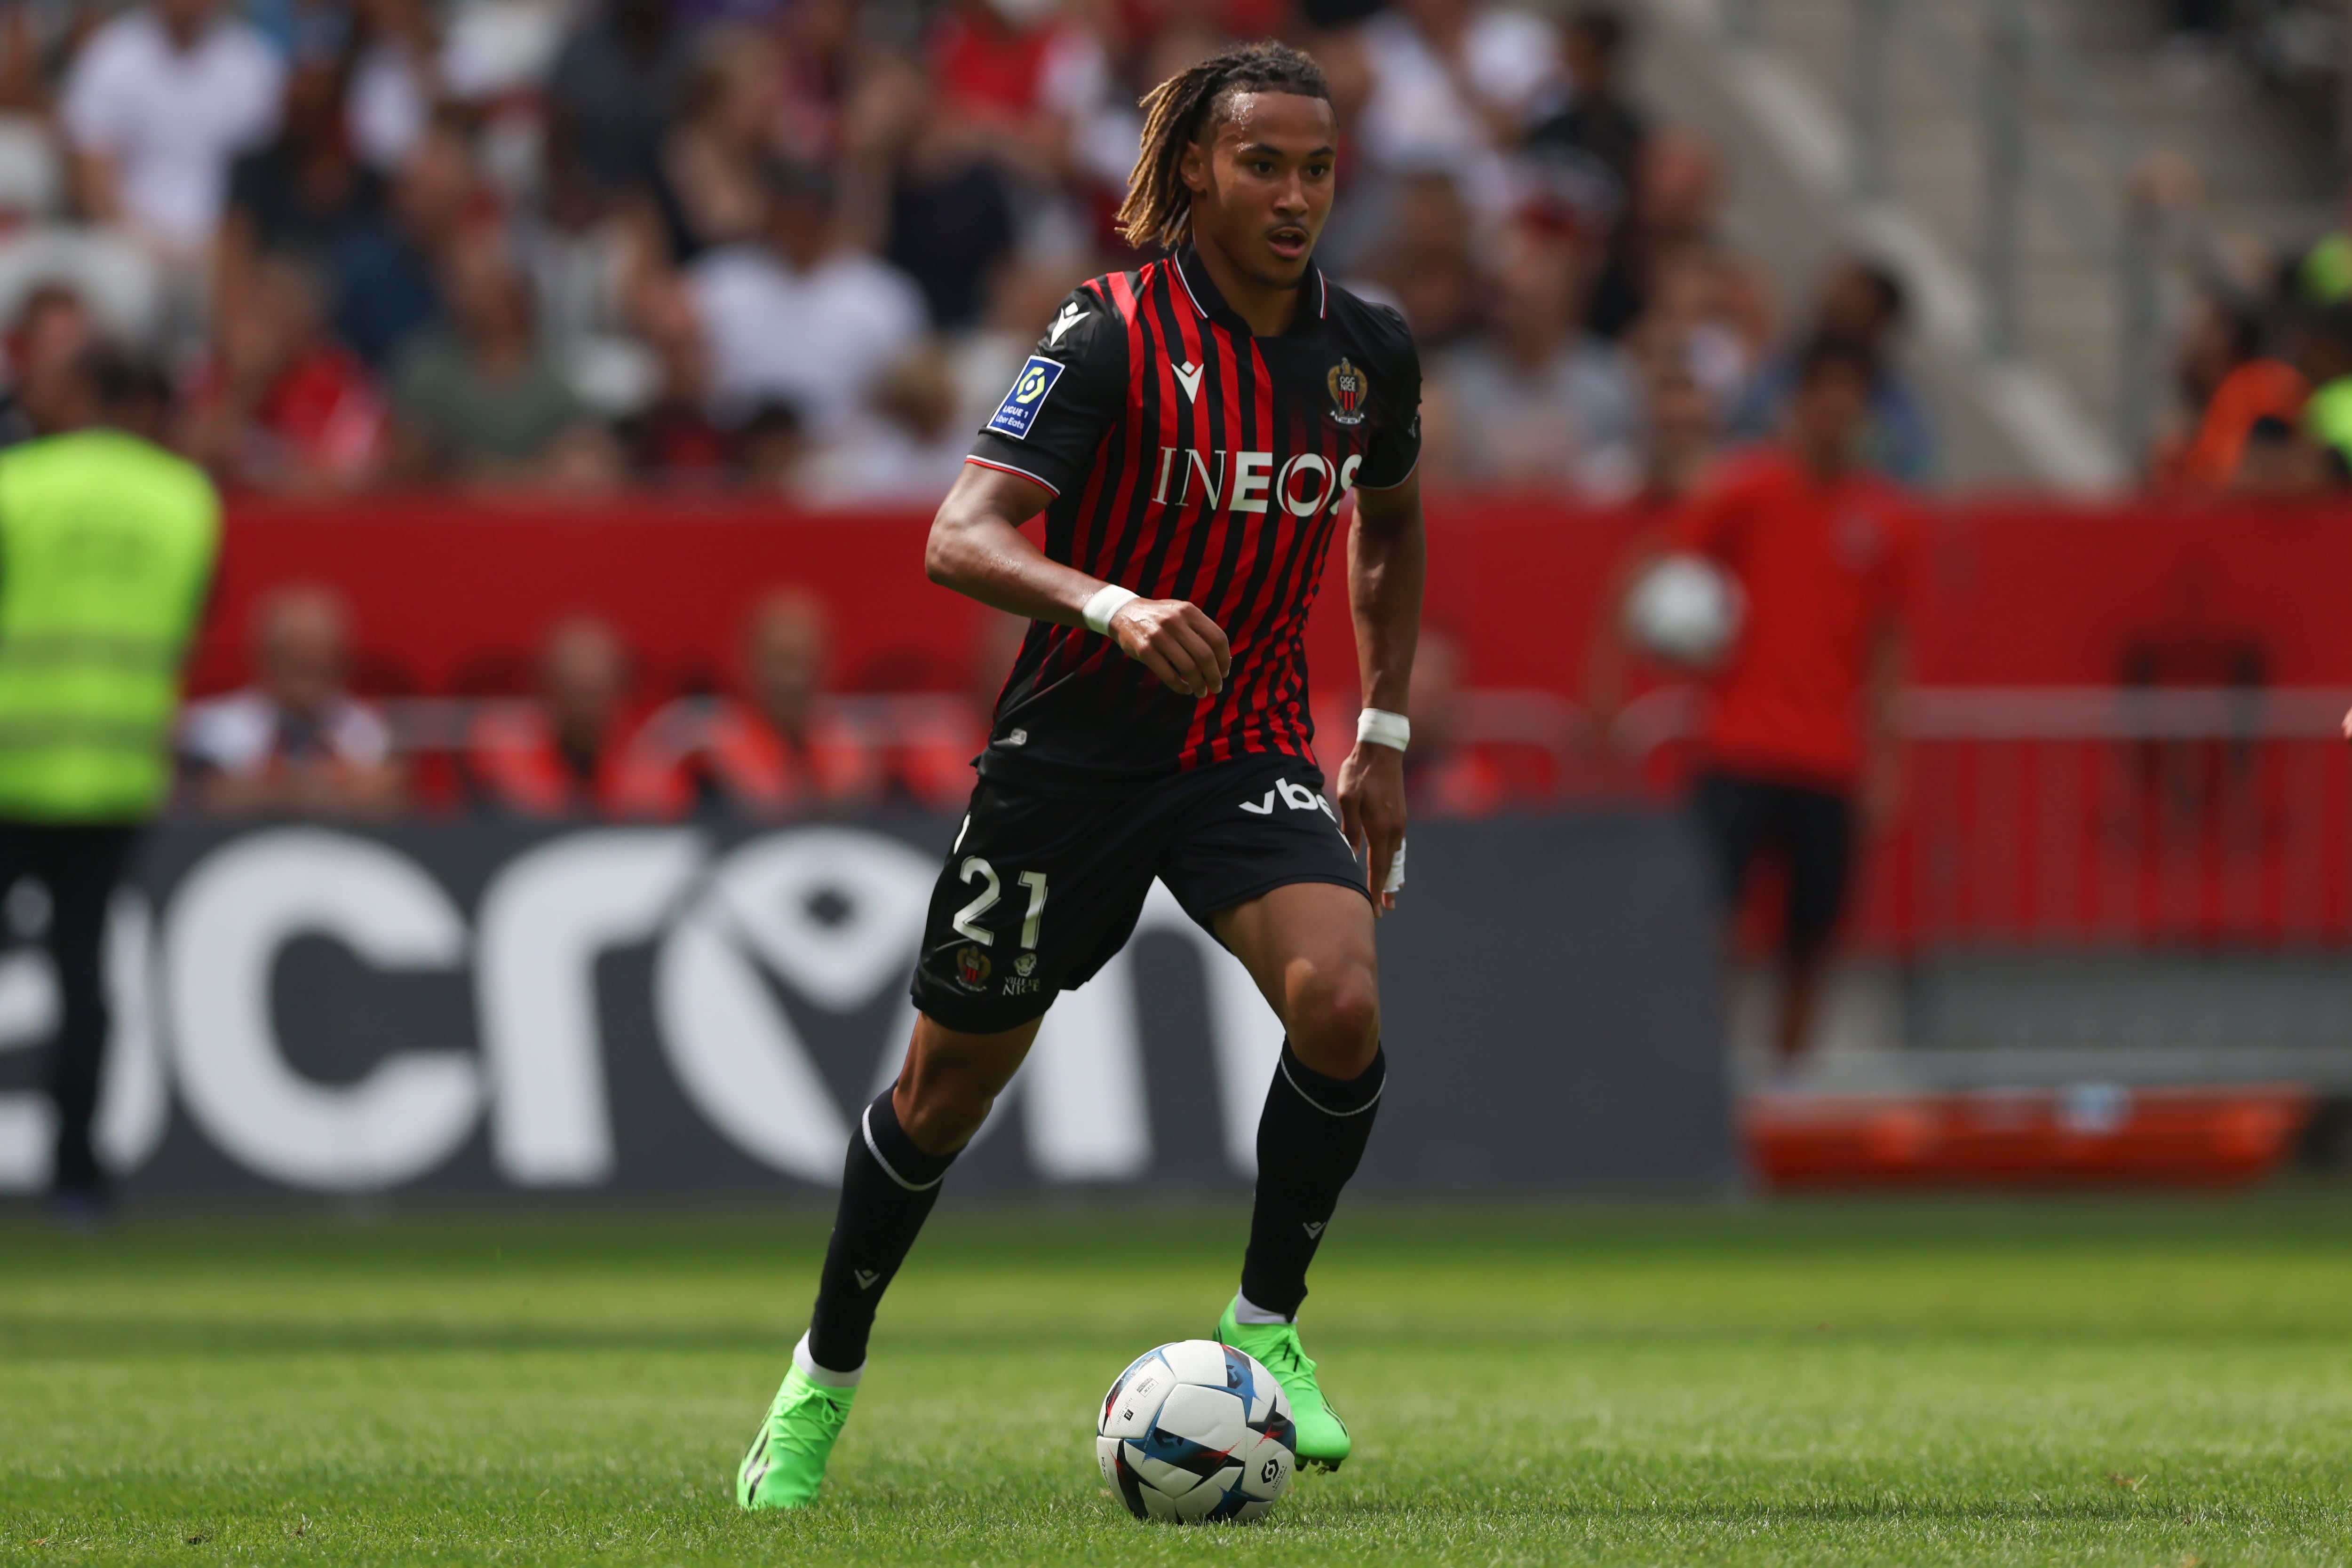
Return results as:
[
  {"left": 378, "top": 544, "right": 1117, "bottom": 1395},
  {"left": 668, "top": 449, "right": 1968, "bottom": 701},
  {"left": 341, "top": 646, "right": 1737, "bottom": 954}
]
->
[
  {"left": 1216, "top": 1296, "right": 1351, "bottom": 1472},
  {"left": 736, "top": 1362, "right": 856, "bottom": 1510}
]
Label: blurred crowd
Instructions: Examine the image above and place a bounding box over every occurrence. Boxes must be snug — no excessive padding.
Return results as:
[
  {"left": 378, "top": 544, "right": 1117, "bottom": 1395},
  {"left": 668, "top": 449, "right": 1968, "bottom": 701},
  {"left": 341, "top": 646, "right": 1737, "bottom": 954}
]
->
[
  {"left": 174, "top": 579, "right": 1542, "bottom": 820},
  {"left": 2153, "top": 182, "right": 2352, "bottom": 497},
  {"left": 0, "top": 0, "right": 1939, "bottom": 501}
]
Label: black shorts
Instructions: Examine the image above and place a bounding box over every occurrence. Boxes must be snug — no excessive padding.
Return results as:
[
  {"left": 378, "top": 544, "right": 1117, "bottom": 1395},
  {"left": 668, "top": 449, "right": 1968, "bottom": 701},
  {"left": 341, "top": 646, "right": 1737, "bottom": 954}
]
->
[
  {"left": 909, "top": 752, "right": 1370, "bottom": 1034},
  {"left": 1692, "top": 770, "right": 1856, "bottom": 956}
]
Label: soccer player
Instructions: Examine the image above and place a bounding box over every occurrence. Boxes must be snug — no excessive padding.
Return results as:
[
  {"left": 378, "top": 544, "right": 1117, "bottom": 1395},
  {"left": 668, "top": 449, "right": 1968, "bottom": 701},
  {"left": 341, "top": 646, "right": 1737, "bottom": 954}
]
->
[{"left": 735, "top": 40, "right": 1424, "bottom": 1508}]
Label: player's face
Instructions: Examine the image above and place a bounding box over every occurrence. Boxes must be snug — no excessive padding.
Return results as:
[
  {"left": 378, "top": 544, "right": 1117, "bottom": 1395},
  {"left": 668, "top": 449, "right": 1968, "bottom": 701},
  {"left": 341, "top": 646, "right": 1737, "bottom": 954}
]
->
[{"left": 1184, "top": 92, "right": 1338, "bottom": 289}]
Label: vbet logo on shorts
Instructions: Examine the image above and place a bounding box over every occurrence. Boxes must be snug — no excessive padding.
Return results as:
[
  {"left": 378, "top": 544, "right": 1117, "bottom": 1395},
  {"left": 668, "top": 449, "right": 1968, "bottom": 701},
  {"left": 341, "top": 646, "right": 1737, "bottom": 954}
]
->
[
  {"left": 986, "top": 356, "right": 1065, "bottom": 440},
  {"left": 0, "top": 824, "right": 1287, "bottom": 1195}
]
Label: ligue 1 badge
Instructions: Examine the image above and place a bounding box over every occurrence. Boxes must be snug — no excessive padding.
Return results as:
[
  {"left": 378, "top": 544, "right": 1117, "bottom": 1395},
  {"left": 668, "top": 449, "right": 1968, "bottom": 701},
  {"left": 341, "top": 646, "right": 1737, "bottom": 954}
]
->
[{"left": 1325, "top": 356, "right": 1368, "bottom": 426}]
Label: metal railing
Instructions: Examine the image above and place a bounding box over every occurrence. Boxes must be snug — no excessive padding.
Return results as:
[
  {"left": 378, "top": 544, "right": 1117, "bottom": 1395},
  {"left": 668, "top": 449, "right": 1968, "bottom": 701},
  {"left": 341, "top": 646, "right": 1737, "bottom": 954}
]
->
[
  {"left": 1609, "top": 684, "right": 2352, "bottom": 951},
  {"left": 1715, "top": 0, "right": 2165, "bottom": 467}
]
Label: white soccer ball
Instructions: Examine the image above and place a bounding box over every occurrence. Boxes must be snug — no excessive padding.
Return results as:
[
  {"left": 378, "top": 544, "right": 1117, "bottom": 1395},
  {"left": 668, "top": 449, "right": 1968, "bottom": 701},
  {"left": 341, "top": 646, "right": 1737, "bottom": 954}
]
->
[
  {"left": 1096, "top": 1339, "right": 1296, "bottom": 1523},
  {"left": 1623, "top": 553, "right": 1745, "bottom": 670}
]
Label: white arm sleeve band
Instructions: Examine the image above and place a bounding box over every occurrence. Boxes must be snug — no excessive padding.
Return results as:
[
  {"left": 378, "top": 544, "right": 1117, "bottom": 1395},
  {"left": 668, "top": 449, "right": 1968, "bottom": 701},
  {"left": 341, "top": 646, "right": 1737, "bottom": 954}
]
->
[
  {"left": 1356, "top": 707, "right": 1411, "bottom": 751},
  {"left": 1082, "top": 585, "right": 1140, "bottom": 635}
]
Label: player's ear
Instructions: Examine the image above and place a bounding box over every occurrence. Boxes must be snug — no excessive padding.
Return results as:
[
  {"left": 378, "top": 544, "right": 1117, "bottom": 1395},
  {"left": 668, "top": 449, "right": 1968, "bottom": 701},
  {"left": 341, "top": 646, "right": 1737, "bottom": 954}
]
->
[{"left": 1179, "top": 134, "right": 1210, "bottom": 199}]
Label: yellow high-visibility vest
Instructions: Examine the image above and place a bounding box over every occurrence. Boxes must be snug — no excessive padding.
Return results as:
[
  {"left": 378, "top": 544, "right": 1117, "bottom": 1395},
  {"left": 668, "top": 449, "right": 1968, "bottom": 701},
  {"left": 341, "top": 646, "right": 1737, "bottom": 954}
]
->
[{"left": 0, "top": 430, "right": 219, "bottom": 822}]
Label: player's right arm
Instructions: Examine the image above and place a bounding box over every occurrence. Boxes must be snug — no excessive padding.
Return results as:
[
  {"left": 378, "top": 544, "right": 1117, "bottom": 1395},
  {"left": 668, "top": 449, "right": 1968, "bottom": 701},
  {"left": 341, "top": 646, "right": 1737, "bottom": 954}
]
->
[
  {"left": 926, "top": 461, "right": 1232, "bottom": 699},
  {"left": 930, "top": 280, "right": 1230, "bottom": 699}
]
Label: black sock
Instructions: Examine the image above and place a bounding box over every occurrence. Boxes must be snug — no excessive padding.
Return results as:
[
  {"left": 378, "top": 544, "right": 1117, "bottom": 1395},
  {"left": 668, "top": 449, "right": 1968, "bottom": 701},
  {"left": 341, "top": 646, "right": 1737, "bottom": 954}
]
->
[
  {"left": 1239, "top": 1040, "right": 1385, "bottom": 1321},
  {"left": 805, "top": 1089, "right": 957, "bottom": 1374}
]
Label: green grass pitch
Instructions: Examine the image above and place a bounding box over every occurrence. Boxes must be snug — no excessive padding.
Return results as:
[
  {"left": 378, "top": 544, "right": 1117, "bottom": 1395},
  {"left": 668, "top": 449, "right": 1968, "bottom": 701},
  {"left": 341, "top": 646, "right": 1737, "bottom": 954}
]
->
[{"left": 5, "top": 1196, "right": 2352, "bottom": 1565}]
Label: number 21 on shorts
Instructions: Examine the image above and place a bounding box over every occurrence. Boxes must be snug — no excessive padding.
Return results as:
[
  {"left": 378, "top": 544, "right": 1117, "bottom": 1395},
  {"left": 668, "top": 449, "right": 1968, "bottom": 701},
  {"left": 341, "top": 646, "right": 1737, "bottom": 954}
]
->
[{"left": 952, "top": 857, "right": 1049, "bottom": 950}]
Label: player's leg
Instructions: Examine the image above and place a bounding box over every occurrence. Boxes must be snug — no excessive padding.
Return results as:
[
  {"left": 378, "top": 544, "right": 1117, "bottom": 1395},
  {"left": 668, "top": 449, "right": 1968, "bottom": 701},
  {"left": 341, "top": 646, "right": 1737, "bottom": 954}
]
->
[
  {"left": 739, "top": 776, "right": 1158, "bottom": 1510},
  {"left": 806, "top": 1014, "right": 1041, "bottom": 1377},
  {"left": 1774, "top": 785, "right": 1857, "bottom": 1064},
  {"left": 739, "top": 1012, "right": 1040, "bottom": 1512},
  {"left": 1209, "top": 880, "right": 1381, "bottom": 1470}
]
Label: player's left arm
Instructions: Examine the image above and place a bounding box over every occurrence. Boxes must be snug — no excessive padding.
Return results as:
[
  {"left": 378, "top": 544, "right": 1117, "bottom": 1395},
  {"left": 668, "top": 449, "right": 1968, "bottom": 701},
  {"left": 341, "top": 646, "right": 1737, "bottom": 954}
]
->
[{"left": 1342, "top": 467, "right": 1424, "bottom": 915}]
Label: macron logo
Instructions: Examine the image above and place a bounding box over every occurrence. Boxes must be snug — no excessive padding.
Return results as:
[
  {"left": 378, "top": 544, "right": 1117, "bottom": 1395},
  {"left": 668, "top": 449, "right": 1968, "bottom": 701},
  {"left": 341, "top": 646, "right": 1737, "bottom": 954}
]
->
[
  {"left": 1049, "top": 302, "right": 1085, "bottom": 345},
  {"left": 854, "top": 1269, "right": 881, "bottom": 1290},
  {"left": 1173, "top": 361, "right": 1204, "bottom": 404}
]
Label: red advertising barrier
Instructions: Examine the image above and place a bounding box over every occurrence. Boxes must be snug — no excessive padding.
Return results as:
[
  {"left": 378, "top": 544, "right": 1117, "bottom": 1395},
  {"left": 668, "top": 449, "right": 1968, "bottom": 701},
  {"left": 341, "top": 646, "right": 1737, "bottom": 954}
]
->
[{"left": 196, "top": 492, "right": 2352, "bottom": 700}]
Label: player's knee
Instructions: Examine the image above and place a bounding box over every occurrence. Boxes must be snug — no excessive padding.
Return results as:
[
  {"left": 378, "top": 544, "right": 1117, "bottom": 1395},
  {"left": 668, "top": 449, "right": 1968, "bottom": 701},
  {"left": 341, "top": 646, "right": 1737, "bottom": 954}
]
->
[
  {"left": 896, "top": 1075, "right": 994, "bottom": 1156},
  {"left": 1287, "top": 964, "right": 1381, "bottom": 1079}
]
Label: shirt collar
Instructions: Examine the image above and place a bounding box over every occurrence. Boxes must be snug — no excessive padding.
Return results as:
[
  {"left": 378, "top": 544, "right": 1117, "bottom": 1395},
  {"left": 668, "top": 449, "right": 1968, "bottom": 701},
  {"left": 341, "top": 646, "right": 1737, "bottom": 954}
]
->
[{"left": 1172, "top": 244, "right": 1327, "bottom": 337}]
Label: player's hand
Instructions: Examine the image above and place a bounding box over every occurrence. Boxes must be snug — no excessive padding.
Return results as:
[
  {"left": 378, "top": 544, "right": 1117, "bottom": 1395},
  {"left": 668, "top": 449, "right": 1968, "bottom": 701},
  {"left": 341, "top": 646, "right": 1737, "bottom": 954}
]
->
[
  {"left": 1108, "top": 598, "right": 1231, "bottom": 698},
  {"left": 2342, "top": 705, "right": 2352, "bottom": 745},
  {"left": 1337, "top": 740, "right": 1407, "bottom": 916}
]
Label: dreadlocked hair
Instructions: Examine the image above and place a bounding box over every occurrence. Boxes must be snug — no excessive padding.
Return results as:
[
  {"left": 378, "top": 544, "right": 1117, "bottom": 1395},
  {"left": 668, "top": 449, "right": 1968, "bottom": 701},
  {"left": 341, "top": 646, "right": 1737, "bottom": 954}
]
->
[{"left": 1116, "top": 40, "right": 1332, "bottom": 253}]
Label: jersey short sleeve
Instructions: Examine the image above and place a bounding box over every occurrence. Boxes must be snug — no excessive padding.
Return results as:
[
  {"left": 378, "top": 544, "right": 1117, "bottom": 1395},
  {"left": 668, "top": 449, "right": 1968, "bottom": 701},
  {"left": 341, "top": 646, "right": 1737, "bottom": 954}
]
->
[
  {"left": 967, "top": 283, "right": 1128, "bottom": 499},
  {"left": 1354, "top": 303, "right": 1423, "bottom": 490}
]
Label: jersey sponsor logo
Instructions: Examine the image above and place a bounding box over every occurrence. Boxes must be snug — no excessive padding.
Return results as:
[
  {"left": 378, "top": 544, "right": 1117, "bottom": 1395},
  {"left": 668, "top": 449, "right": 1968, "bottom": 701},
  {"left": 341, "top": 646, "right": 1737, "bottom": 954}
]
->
[
  {"left": 954, "top": 943, "right": 993, "bottom": 990},
  {"left": 987, "top": 356, "right": 1065, "bottom": 440},
  {"left": 1172, "top": 360, "right": 1204, "bottom": 404},
  {"left": 1326, "top": 357, "right": 1368, "bottom": 426},
  {"left": 1151, "top": 448, "right": 1363, "bottom": 520}
]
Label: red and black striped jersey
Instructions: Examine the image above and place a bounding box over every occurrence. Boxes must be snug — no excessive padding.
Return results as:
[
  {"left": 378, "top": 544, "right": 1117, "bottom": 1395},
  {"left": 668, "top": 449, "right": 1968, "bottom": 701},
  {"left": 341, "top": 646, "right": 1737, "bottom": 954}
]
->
[{"left": 965, "top": 246, "right": 1422, "bottom": 794}]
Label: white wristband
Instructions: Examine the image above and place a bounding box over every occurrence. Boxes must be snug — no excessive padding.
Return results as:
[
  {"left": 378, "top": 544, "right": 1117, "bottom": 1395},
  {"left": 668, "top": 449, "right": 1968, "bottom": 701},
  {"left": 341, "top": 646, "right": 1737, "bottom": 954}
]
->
[
  {"left": 1082, "top": 585, "right": 1139, "bottom": 635},
  {"left": 1357, "top": 707, "right": 1410, "bottom": 752}
]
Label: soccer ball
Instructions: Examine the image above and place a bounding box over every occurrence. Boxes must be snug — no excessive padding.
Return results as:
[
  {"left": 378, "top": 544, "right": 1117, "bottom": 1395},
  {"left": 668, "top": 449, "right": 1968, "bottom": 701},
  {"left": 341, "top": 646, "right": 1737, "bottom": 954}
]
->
[
  {"left": 1623, "top": 553, "right": 1745, "bottom": 670},
  {"left": 1096, "top": 1339, "right": 1296, "bottom": 1523}
]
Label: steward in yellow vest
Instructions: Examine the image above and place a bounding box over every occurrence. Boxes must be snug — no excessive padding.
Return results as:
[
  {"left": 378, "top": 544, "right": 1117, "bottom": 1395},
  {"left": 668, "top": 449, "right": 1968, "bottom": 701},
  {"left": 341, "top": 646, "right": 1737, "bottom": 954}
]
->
[{"left": 0, "top": 348, "right": 217, "bottom": 1216}]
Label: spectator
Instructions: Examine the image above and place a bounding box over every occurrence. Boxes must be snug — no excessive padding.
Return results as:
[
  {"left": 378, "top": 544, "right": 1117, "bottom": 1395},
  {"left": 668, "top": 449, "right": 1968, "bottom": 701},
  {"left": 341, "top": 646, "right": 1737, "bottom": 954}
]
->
[
  {"left": 2154, "top": 290, "right": 2306, "bottom": 491},
  {"left": 218, "top": 57, "right": 387, "bottom": 323},
  {"left": 345, "top": 0, "right": 436, "bottom": 170},
  {"left": 468, "top": 615, "right": 637, "bottom": 816},
  {"left": 329, "top": 113, "right": 475, "bottom": 368},
  {"left": 617, "top": 589, "right": 879, "bottom": 816},
  {"left": 1360, "top": 170, "right": 1479, "bottom": 349},
  {"left": 1354, "top": 0, "right": 1563, "bottom": 215},
  {"left": 389, "top": 221, "right": 610, "bottom": 483},
  {"left": 1634, "top": 331, "right": 1719, "bottom": 505},
  {"left": 1729, "top": 256, "right": 1933, "bottom": 483},
  {"left": 61, "top": 0, "right": 285, "bottom": 258},
  {"left": 545, "top": 0, "right": 696, "bottom": 198},
  {"left": 639, "top": 26, "right": 781, "bottom": 269},
  {"left": 0, "top": 285, "right": 98, "bottom": 446},
  {"left": 687, "top": 160, "right": 926, "bottom": 436},
  {"left": 618, "top": 278, "right": 733, "bottom": 484},
  {"left": 838, "top": 53, "right": 1017, "bottom": 331},
  {"left": 1526, "top": 7, "right": 1646, "bottom": 213},
  {"left": 1591, "top": 337, "right": 1923, "bottom": 1073},
  {"left": 177, "top": 251, "right": 387, "bottom": 489},
  {"left": 182, "top": 582, "right": 406, "bottom": 816},
  {"left": 1589, "top": 128, "right": 1769, "bottom": 350},
  {"left": 735, "top": 401, "right": 809, "bottom": 491},
  {"left": 800, "top": 343, "right": 974, "bottom": 505},
  {"left": 1631, "top": 246, "right": 1764, "bottom": 417},
  {"left": 1424, "top": 221, "right": 1640, "bottom": 493}
]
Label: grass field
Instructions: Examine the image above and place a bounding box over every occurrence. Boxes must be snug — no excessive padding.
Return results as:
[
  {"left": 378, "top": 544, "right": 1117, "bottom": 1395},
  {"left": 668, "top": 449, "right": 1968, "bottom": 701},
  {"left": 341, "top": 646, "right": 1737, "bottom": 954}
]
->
[{"left": 5, "top": 1196, "right": 2352, "bottom": 1565}]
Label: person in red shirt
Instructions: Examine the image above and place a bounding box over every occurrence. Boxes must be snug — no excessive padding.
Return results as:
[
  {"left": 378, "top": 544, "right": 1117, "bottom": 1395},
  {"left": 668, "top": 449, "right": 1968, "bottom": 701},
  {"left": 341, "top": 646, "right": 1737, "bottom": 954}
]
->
[
  {"left": 467, "top": 615, "right": 639, "bottom": 817},
  {"left": 1594, "top": 335, "right": 1920, "bottom": 1068}
]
